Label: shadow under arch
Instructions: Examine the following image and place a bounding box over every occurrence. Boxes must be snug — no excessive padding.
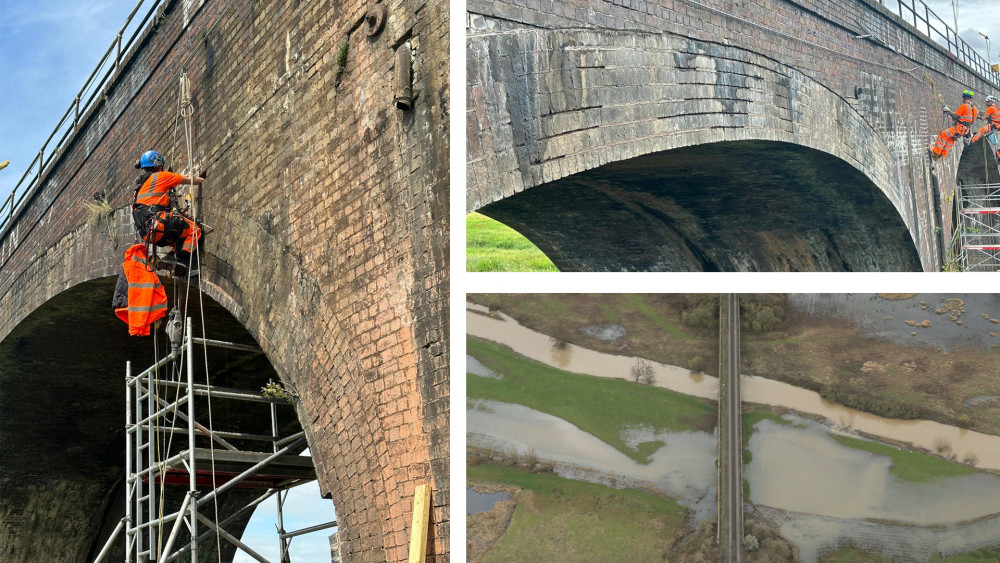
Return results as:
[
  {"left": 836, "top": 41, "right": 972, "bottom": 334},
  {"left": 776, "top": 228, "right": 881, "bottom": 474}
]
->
[
  {"left": 478, "top": 140, "right": 923, "bottom": 272},
  {"left": 0, "top": 276, "right": 330, "bottom": 562}
]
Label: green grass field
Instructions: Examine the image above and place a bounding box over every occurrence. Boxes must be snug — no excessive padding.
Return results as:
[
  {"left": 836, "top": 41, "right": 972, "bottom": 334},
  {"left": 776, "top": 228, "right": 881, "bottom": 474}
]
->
[
  {"left": 830, "top": 434, "right": 978, "bottom": 483},
  {"left": 466, "top": 212, "right": 558, "bottom": 272},
  {"left": 468, "top": 337, "right": 716, "bottom": 463},
  {"left": 469, "top": 464, "right": 687, "bottom": 563}
]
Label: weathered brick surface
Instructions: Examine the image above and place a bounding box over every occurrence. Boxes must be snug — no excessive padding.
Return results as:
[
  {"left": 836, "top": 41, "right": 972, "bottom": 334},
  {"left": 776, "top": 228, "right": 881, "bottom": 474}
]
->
[
  {"left": 0, "top": 0, "right": 449, "bottom": 561},
  {"left": 467, "top": 0, "right": 998, "bottom": 271}
]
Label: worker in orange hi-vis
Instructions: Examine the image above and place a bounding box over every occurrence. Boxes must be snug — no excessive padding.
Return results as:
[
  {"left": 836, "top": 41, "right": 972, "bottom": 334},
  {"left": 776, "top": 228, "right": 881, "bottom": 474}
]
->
[
  {"left": 130, "top": 150, "right": 206, "bottom": 275},
  {"left": 969, "top": 95, "right": 1000, "bottom": 160},
  {"left": 931, "top": 90, "right": 978, "bottom": 159}
]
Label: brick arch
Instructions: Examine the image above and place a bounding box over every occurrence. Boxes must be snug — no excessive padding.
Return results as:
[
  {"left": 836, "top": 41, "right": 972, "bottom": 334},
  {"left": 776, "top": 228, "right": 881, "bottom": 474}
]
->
[
  {"left": 468, "top": 0, "right": 1000, "bottom": 271},
  {"left": 468, "top": 25, "right": 926, "bottom": 270},
  {"left": 0, "top": 0, "right": 448, "bottom": 560}
]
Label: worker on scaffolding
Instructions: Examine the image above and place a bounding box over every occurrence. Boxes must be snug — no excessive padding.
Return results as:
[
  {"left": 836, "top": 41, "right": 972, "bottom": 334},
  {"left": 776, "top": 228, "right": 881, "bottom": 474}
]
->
[
  {"left": 131, "top": 150, "right": 206, "bottom": 275},
  {"left": 931, "top": 90, "right": 979, "bottom": 159},
  {"left": 969, "top": 95, "right": 1000, "bottom": 160}
]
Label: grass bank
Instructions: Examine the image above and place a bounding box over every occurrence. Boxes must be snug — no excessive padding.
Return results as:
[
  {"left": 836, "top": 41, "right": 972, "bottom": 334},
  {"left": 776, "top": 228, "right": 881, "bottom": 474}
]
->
[
  {"left": 819, "top": 545, "right": 1000, "bottom": 562},
  {"left": 466, "top": 212, "right": 558, "bottom": 272},
  {"left": 742, "top": 295, "right": 1000, "bottom": 437},
  {"left": 829, "top": 434, "right": 979, "bottom": 483},
  {"left": 468, "top": 293, "right": 720, "bottom": 376},
  {"left": 468, "top": 337, "right": 716, "bottom": 463},
  {"left": 468, "top": 464, "right": 687, "bottom": 563}
]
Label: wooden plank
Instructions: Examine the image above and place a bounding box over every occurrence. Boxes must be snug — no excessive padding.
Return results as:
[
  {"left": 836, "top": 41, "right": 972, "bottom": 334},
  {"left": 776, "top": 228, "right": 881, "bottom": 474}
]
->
[{"left": 408, "top": 483, "right": 431, "bottom": 563}]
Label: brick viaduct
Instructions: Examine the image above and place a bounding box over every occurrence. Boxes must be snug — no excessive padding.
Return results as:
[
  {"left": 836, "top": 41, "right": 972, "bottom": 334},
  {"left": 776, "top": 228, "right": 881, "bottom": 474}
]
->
[
  {"left": 0, "top": 0, "right": 448, "bottom": 561},
  {"left": 467, "top": 0, "right": 1000, "bottom": 271}
]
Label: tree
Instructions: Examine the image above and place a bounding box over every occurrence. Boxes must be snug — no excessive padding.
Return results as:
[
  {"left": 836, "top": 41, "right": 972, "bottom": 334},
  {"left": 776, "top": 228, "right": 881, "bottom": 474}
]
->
[{"left": 630, "top": 358, "right": 656, "bottom": 385}]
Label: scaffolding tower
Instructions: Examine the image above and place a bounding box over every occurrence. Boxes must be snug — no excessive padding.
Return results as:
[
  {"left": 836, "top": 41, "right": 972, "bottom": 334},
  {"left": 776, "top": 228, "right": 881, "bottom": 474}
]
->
[
  {"left": 958, "top": 183, "right": 1000, "bottom": 271},
  {"left": 95, "top": 317, "right": 336, "bottom": 562}
]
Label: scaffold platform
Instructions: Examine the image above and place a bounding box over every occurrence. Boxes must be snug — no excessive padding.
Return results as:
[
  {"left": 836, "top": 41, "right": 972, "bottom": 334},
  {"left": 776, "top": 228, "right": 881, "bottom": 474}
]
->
[{"left": 958, "top": 184, "right": 1000, "bottom": 271}]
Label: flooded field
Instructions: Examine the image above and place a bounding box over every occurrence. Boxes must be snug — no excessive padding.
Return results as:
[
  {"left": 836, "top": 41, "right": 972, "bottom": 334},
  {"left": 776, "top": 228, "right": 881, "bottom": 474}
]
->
[
  {"left": 467, "top": 398, "right": 718, "bottom": 522},
  {"left": 467, "top": 488, "right": 511, "bottom": 515},
  {"left": 788, "top": 294, "right": 1000, "bottom": 351},
  {"left": 468, "top": 304, "right": 1000, "bottom": 470},
  {"left": 748, "top": 416, "right": 1000, "bottom": 560}
]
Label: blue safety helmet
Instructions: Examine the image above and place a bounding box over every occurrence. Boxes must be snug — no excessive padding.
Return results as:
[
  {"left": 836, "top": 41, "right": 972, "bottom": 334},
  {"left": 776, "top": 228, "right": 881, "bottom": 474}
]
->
[
  {"left": 139, "top": 150, "right": 164, "bottom": 170},
  {"left": 963, "top": 90, "right": 975, "bottom": 99}
]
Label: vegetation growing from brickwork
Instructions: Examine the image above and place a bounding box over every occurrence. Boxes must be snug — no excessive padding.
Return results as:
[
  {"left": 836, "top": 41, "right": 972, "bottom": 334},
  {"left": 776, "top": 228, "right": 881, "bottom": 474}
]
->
[
  {"left": 334, "top": 41, "right": 350, "bottom": 86},
  {"left": 468, "top": 464, "right": 688, "bottom": 563},
  {"left": 467, "top": 294, "right": 719, "bottom": 376},
  {"left": 466, "top": 212, "right": 559, "bottom": 272},
  {"left": 829, "top": 434, "right": 979, "bottom": 483},
  {"left": 467, "top": 337, "right": 716, "bottom": 464}
]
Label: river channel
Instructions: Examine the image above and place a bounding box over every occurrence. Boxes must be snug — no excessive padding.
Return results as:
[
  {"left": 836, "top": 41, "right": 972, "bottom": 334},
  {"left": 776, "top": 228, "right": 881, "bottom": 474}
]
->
[{"left": 467, "top": 300, "right": 1000, "bottom": 559}]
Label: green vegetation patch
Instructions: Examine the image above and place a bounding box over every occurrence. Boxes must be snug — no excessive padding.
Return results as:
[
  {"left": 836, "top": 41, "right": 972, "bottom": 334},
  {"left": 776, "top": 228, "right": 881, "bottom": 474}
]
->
[
  {"left": 468, "top": 337, "right": 716, "bottom": 463},
  {"left": 469, "top": 463, "right": 687, "bottom": 563},
  {"left": 936, "top": 548, "right": 1000, "bottom": 562},
  {"left": 466, "top": 212, "right": 558, "bottom": 272},
  {"left": 830, "top": 434, "right": 978, "bottom": 483},
  {"left": 822, "top": 546, "right": 1000, "bottom": 562},
  {"left": 818, "top": 544, "right": 895, "bottom": 562}
]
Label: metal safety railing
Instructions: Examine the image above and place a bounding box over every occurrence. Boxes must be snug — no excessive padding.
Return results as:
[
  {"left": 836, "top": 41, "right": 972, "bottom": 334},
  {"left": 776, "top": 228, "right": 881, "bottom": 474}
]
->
[
  {"left": 875, "top": 0, "right": 1000, "bottom": 85},
  {"left": 0, "top": 0, "right": 165, "bottom": 243}
]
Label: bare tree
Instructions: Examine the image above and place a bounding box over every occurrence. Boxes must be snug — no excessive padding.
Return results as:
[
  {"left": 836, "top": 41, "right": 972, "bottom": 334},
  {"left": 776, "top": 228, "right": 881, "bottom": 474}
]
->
[
  {"left": 631, "top": 358, "right": 656, "bottom": 385},
  {"left": 934, "top": 436, "right": 952, "bottom": 455}
]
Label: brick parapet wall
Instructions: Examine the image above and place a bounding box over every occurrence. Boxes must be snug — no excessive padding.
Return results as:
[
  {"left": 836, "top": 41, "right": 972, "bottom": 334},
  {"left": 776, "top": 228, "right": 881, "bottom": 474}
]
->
[
  {"left": 0, "top": 0, "right": 448, "bottom": 560},
  {"left": 468, "top": 0, "right": 1000, "bottom": 270}
]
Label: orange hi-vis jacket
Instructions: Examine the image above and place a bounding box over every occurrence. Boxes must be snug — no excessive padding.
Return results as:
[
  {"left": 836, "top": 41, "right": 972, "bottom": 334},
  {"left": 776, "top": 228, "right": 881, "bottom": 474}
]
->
[
  {"left": 115, "top": 243, "right": 168, "bottom": 336},
  {"left": 955, "top": 102, "right": 978, "bottom": 127},
  {"left": 135, "top": 171, "right": 187, "bottom": 208},
  {"left": 985, "top": 105, "right": 1000, "bottom": 127}
]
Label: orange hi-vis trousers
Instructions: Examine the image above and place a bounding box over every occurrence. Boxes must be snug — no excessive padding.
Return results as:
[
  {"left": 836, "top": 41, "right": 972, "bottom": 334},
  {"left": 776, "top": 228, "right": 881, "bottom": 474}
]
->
[
  {"left": 145, "top": 210, "right": 202, "bottom": 256},
  {"left": 932, "top": 123, "right": 971, "bottom": 157},
  {"left": 971, "top": 122, "right": 1000, "bottom": 143}
]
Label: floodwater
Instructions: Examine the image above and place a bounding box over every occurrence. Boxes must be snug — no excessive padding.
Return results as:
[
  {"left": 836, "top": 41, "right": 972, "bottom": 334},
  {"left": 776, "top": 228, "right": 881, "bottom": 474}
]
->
[
  {"left": 788, "top": 294, "right": 1000, "bottom": 351},
  {"left": 748, "top": 416, "right": 1000, "bottom": 561},
  {"left": 467, "top": 355, "right": 501, "bottom": 379},
  {"left": 467, "top": 399, "right": 718, "bottom": 523},
  {"left": 467, "top": 304, "right": 1000, "bottom": 471},
  {"left": 467, "top": 488, "right": 510, "bottom": 515}
]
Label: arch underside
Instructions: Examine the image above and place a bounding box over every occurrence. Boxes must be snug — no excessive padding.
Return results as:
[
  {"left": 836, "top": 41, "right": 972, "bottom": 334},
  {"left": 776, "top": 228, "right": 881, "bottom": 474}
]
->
[
  {"left": 480, "top": 141, "right": 922, "bottom": 272},
  {"left": 0, "top": 277, "right": 309, "bottom": 562}
]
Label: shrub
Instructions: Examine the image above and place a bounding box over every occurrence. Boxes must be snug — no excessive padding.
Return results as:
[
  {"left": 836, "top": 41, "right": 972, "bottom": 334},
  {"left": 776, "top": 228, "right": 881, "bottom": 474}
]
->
[
  {"left": 630, "top": 358, "right": 656, "bottom": 385},
  {"left": 689, "top": 356, "right": 706, "bottom": 373}
]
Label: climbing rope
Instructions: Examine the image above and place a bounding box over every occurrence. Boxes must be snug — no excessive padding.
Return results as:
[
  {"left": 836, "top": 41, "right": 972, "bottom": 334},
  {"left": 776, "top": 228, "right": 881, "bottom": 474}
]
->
[{"left": 178, "top": 70, "right": 225, "bottom": 562}]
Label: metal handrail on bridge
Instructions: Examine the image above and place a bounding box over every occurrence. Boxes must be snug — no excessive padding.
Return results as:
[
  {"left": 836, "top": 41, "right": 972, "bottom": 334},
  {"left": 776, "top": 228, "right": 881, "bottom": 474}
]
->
[
  {"left": 0, "top": 0, "right": 164, "bottom": 245},
  {"left": 876, "top": 0, "right": 1000, "bottom": 85}
]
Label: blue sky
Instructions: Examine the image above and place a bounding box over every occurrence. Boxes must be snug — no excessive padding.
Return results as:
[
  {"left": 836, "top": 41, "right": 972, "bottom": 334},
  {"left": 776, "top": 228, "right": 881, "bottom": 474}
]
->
[{"left": 0, "top": 1, "right": 143, "bottom": 205}]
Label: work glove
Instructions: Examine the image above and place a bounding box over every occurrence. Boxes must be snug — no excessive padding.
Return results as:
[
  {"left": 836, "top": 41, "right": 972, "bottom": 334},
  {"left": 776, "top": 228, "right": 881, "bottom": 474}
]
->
[{"left": 943, "top": 106, "right": 951, "bottom": 114}]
